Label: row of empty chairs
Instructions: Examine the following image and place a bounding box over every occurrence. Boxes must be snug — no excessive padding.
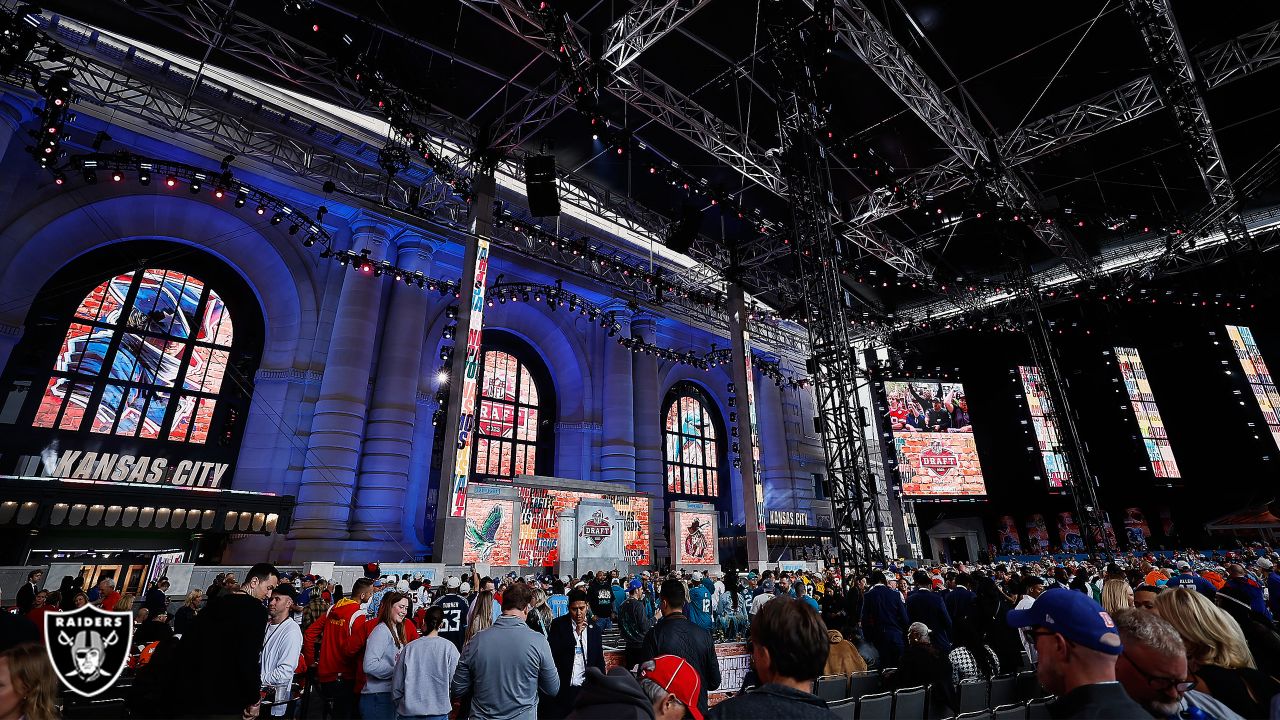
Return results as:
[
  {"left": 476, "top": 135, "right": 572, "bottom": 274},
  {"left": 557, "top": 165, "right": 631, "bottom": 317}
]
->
[{"left": 812, "top": 668, "right": 1049, "bottom": 719}]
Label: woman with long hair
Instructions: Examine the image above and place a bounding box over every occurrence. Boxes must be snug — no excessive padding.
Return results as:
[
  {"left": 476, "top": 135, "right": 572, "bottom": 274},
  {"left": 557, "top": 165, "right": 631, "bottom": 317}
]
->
[
  {"left": 114, "top": 592, "right": 135, "bottom": 612},
  {"left": 1100, "top": 579, "right": 1134, "bottom": 615},
  {"left": 464, "top": 590, "right": 496, "bottom": 646},
  {"left": 717, "top": 572, "right": 749, "bottom": 640},
  {"left": 361, "top": 591, "right": 410, "bottom": 720},
  {"left": 0, "top": 643, "right": 58, "bottom": 720},
  {"left": 173, "top": 590, "right": 202, "bottom": 635},
  {"left": 1155, "top": 587, "right": 1280, "bottom": 718},
  {"left": 525, "top": 588, "right": 552, "bottom": 636},
  {"left": 393, "top": 606, "right": 460, "bottom": 720}
]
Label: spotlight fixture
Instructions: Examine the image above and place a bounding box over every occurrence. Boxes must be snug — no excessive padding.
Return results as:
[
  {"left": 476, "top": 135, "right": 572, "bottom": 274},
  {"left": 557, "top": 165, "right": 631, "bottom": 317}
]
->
[
  {"left": 53, "top": 172, "right": 65, "bottom": 185},
  {"left": 302, "top": 235, "right": 316, "bottom": 247},
  {"left": 111, "top": 171, "right": 123, "bottom": 182},
  {"left": 234, "top": 191, "right": 246, "bottom": 207},
  {"left": 288, "top": 223, "right": 300, "bottom": 235},
  {"left": 138, "top": 169, "right": 151, "bottom": 186},
  {"left": 270, "top": 212, "right": 284, "bottom": 225},
  {"left": 165, "top": 175, "right": 177, "bottom": 188},
  {"left": 256, "top": 205, "right": 267, "bottom": 215},
  {"left": 189, "top": 175, "right": 202, "bottom": 193},
  {"left": 445, "top": 305, "right": 459, "bottom": 320}
]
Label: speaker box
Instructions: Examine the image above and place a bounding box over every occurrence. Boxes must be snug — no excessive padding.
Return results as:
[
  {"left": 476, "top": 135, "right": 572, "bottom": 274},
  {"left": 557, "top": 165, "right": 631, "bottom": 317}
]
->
[
  {"left": 666, "top": 205, "right": 702, "bottom": 254},
  {"left": 523, "top": 154, "right": 560, "bottom": 217}
]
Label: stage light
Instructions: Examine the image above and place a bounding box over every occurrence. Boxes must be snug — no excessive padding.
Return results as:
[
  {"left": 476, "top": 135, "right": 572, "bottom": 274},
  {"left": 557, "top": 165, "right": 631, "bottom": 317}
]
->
[
  {"left": 271, "top": 212, "right": 284, "bottom": 224},
  {"left": 437, "top": 369, "right": 449, "bottom": 385},
  {"left": 256, "top": 205, "right": 267, "bottom": 215},
  {"left": 83, "top": 169, "right": 97, "bottom": 184},
  {"left": 302, "top": 235, "right": 316, "bottom": 247},
  {"left": 288, "top": 223, "right": 300, "bottom": 235},
  {"left": 165, "top": 175, "right": 177, "bottom": 188},
  {"left": 214, "top": 187, "right": 225, "bottom": 199},
  {"left": 446, "top": 305, "right": 458, "bottom": 319},
  {"left": 111, "top": 171, "right": 123, "bottom": 182},
  {"left": 440, "top": 347, "right": 453, "bottom": 361},
  {"left": 53, "top": 173, "right": 65, "bottom": 185},
  {"left": 234, "top": 191, "right": 246, "bottom": 207},
  {"left": 138, "top": 169, "right": 151, "bottom": 186},
  {"left": 442, "top": 324, "right": 456, "bottom": 340}
]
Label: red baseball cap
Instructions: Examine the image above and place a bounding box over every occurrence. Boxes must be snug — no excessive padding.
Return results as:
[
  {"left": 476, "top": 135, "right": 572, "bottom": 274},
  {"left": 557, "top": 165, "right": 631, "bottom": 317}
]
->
[{"left": 640, "top": 655, "right": 704, "bottom": 720}]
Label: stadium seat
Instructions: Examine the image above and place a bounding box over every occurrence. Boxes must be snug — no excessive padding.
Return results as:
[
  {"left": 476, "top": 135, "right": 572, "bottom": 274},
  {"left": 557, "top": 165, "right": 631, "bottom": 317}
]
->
[
  {"left": 956, "top": 679, "right": 990, "bottom": 715},
  {"left": 816, "top": 674, "right": 851, "bottom": 703},
  {"left": 955, "top": 711, "right": 994, "bottom": 720},
  {"left": 1014, "top": 671, "right": 1041, "bottom": 701},
  {"left": 830, "top": 697, "right": 858, "bottom": 720},
  {"left": 988, "top": 674, "right": 1017, "bottom": 708},
  {"left": 857, "top": 691, "right": 893, "bottom": 720},
  {"left": 1026, "top": 697, "right": 1054, "bottom": 720},
  {"left": 848, "top": 669, "right": 883, "bottom": 699},
  {"left": 892, "top": 685, "right": 927, "bottom": 720},
  {"left": 992, "top": 703, "right": 1027, "bottom": 720}
]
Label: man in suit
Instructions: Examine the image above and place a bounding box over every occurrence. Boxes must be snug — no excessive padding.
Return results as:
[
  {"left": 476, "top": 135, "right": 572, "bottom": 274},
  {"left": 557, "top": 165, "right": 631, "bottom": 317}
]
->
[
  {"left": 905, "top": 570, "right": 953, "bottom": 652},
  {"left": 861, "top": 571, "right": 909, "bottom": 667},
  {"left": 16, "top": 570, "right": 42, "bottom": 615},
  {"left": 545, "top": 588, "right": 604, "bottom": 718}
]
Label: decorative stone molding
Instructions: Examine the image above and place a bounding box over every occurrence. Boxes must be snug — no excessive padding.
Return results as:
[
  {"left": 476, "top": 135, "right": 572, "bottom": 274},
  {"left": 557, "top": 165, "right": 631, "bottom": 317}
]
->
[
  {"left": 555, "top": 421, "right": 603, "bottom": 434},
  {"left": 0, "top": 322, "right": 23, "bottom": 339},
  {"left": 255, "top": 368, "right": 323, "bottom": 385},
  {"left": 415, "top": 391, "right": 440, "bottom": 407}
]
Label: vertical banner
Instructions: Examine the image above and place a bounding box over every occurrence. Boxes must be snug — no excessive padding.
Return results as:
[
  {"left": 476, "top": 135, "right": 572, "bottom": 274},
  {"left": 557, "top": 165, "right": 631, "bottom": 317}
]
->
[
  {"left": 448, "top": 239, "right": 490, "bottom": 517},
  {"left": 1026, "top": 514, "right": 1050, "bottom": 552},
  {"left": 742, "top": 336, "right": 766, "bottom": 533},
  {"left": 1090, "top": 513, "right": 1119, "bottom": 550},
  {"left": 1122, "top": 507, "right": 1151, "bottom": 550},
  {"left": 1017, "top": 366, "right": 1072, "bottom": 490},
  {"left": 1114, "top": 347, "right": 1180, "bottom": 479},
  {"left": 1057, "top": 511, "right": 1085, "bottom": 552},
  {"left": 996, "top": 515, "right": 1023, "bottom": 554},
  {"left": 1225, "top": 325, "right": 1280, "bottom": 449}
]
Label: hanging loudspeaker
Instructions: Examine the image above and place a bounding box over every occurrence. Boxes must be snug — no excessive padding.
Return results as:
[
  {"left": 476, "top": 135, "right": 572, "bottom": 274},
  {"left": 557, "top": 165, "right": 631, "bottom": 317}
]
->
[{"left": 523, "top": 154, "right": 560, "bottom": 217}]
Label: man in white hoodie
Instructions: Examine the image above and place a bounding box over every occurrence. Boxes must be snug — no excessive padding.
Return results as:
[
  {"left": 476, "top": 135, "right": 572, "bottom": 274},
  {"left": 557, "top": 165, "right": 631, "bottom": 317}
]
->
[{"left": 261, "top": 585, "right": 303, "bottom": 717}]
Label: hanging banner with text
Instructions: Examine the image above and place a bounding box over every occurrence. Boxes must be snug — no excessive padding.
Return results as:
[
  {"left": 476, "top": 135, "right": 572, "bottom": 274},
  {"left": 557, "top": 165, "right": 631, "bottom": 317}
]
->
[{"left": 448, "top": 239, "right": 490, "bottom": 518}]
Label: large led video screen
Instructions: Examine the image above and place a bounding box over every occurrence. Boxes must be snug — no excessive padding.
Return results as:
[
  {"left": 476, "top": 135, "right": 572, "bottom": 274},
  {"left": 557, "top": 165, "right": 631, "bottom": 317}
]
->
[
  {"left": 1114, "top": 347, "right": 1180, "bottom": 478},
  {"left": 884, "top": 380, "right": 986, "bottom": 497},
  {"left": 1018, "top": 366, "right": 1071, "bottom": 490},
  {"left": 514, "top": 485, "right": 651, "bottom": 567},
  {"left": 1225, "top": 325, "right": 1280, "bottom": 450}
]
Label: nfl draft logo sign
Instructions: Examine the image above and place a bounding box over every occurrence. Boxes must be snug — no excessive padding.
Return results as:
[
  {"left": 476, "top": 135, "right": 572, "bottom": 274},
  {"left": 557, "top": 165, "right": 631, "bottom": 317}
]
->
[
  {"left": 920, "top": 441, "right": 958, "bottom": 476},
  {"left": 581, "top": 510, "right": 612, "bottom": 547},
  {"left": 45, "top": 604, "right": 132, "bottom": 698}
]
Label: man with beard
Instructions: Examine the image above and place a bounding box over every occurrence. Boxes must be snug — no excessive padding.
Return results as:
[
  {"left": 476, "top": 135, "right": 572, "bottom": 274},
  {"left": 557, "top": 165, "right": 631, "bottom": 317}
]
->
[{"left": 1113, "top": 609, "right": 1241, "bottom": 719}]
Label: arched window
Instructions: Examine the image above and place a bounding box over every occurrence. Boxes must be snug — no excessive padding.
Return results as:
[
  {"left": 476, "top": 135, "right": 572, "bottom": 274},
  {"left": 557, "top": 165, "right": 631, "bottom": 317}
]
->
[
  {"left": 31, "top": 268, "right": 233, "bottom": 443},
  {"left": 663, "top": 382, "right": 723, "bottom": 498},
  {"left": 471, "top": 333, "right": 554, "bottom": 481}
]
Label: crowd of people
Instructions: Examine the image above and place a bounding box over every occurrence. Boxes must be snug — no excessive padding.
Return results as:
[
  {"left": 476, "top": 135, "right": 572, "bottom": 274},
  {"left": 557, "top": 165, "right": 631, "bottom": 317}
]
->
[{"left": 0, "top": 547, "right": 1279, "bottom": 718}]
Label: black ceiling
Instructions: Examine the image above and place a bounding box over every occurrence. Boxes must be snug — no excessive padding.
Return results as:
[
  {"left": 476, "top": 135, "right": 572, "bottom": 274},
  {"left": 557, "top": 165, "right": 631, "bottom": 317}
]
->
[{"left": 45, "top": 0, "right": 1280, "bottom": 314}]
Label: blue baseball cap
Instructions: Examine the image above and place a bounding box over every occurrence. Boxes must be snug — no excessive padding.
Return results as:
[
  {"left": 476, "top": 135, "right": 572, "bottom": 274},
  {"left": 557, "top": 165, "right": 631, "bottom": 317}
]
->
[
  {"left": 628, "top": 579, "right": 644, "bottom": 592},
  {"left": 1006, "top": 588, "right": 1122, "bottom": 655}
]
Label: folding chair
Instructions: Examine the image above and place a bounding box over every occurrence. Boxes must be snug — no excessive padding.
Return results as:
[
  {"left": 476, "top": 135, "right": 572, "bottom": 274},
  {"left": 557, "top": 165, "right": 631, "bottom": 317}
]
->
[
  {"left": 988, "top": 674, "right": 1017, "bottom": 709},
  {"left": 816, "top": 674, "right": 851, "bottom": 703},
  {"left": 848, "top": 669, "right": 883, "bottom": 700},
  {"left": 857, "top": 691, "right": 893, "bottom": 720},
  {"left": 891, "top": 685, "right": 927, "bottom": 720},
  {"left": 956, "top": 679, "right": 990, "bottom": 715}
]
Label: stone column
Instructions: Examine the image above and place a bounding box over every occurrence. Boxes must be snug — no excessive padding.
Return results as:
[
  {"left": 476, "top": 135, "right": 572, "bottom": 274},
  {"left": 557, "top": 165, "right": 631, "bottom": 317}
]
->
[
  {"left": 350, "top": 233, "right": 439, "bottom": 551},
  {"left": 288, "top": 223, "right": 389, "bottom": 545},
  {"left": 631, "top": 314, "right": 665, "bottom": 563},
  {"left": 599, "top": 303, "right": 635, "bottom": 487},
  {"left": 757, "top": 370, "right": 795, "bottom": 511}
]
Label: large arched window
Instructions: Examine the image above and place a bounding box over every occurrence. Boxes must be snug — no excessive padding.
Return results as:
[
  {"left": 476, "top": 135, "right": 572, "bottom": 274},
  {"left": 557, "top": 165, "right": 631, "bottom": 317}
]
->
[
  {"left": 471, "top": 333, "right": 554, "bottom": 481},
  {"left": 663, "top": 382, "right": 723, "bottom": 498},
  {"left": 31, "top": 268, "right": 233, "bottom": 443}
]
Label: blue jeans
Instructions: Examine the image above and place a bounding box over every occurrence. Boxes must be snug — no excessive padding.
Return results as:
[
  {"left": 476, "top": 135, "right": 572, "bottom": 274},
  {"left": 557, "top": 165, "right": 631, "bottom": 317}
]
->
[{"left": 359, "top": 692, "right": 395, "bottom": 720}]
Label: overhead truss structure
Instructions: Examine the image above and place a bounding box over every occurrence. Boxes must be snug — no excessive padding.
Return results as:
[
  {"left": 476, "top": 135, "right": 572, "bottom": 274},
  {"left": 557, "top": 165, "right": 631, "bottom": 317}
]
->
[{"left": 603, "top": 0, "right": 713, "bottom": 72}]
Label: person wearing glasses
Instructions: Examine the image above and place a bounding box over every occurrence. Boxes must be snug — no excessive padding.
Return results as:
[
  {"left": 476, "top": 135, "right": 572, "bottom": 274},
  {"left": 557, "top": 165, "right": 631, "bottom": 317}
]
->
[
  {"left": 1006, "top": 588, "right": 1147, "bottom": 718},
  {"left": 1113, "top": 609, "right": 1242, "bottom": 719}
]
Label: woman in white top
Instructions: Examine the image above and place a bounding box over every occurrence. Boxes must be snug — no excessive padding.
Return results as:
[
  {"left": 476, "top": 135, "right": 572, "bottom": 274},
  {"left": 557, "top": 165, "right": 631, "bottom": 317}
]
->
[
  {"left": 362, "top": 591, "right": 410, "bottom": 720},
  {"left": 393, "top": 606, "right": 460, "bottom": 720}
]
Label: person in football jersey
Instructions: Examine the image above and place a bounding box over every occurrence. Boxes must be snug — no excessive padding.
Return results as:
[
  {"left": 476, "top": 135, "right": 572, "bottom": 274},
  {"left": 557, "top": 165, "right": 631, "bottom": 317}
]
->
[{"left": 432, "top": 576, "right": 469, "bottom": 653}]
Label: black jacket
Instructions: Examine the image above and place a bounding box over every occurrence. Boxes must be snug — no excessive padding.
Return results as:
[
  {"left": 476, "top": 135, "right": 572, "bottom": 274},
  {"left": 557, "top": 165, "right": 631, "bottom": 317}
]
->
[
  {"left": 708, "top": 683, "right": 835, "bottom": 720},
  {"left": 639, "top": 611, "right": 721, "bottom": 715},
  {"left": 169, "top": 592, "right": 267, "bottom": 715},
  {"left": 567, "top": 667, "right": 655, "bottom": 720},
  {"left": 905, "top": 589, "right": 953, "bottom": 652},
  {"left": 617, "top": 597, "right": 652, "bottom": 647},
  {"left": 143, "top": 587, "right": 169, "bottom": 618},
  {"left": 547, "top": 614, "right": 606, "bottom": 711},
  {"left": 15, "top": 581, "right": 37, "bottom": 614}
]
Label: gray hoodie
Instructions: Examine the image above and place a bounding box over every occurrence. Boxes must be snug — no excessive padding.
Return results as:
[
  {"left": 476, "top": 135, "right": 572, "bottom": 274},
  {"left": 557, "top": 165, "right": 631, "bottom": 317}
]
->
[{"left": 393, "top": 635, "right": 459, "bottom": 717}]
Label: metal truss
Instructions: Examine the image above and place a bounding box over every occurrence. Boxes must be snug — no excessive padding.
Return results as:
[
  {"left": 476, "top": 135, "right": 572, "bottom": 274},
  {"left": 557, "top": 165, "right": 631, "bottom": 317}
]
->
[
  {"left": 1126, "top": 0, "right": 1233, "bottom": 207},
  {"left": 768, "top": 6, "right": 884, "bottom": 570},
  {"left": 17, "top": 12, "right": 466, "bottom": 219},
  {"left": 603, "top": 0, "right": 712, "bottom": 72},
  {"left": 1198, "top": 18, "right": 1280, "bottom": 90},
  {"left": 483, "top": 71, "right": 575, "bottom": 157}
]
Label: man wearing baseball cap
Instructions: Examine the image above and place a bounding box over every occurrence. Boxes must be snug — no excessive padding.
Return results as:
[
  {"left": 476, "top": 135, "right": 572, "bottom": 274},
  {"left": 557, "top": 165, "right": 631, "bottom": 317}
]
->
[
  {"left": 1257, "top": 556, "right": 1280, "bottom": 620},
  {"left": 1006, "top": 589, "right": 1146, "bottom": 718},
  {"left": 566, "top": 655, "right": 702, "bottom": 720},
  {"left": 1169, "top": 560, "right": 1217, "bottom": 598},
  {"left": 618, "top": 579, "right": 654, "bottom": 668}
]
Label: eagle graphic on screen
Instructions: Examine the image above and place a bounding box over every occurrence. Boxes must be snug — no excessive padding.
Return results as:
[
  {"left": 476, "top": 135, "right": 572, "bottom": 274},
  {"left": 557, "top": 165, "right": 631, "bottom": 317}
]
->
[{"left": 465, "top": 505, "right": 504, "bottom": 561}]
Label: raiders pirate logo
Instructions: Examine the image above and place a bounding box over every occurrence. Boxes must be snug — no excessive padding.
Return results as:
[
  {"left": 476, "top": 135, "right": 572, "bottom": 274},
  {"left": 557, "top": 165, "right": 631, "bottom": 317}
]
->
[{"left": 44, "top": 604, "right": 133, "bottom": 698}]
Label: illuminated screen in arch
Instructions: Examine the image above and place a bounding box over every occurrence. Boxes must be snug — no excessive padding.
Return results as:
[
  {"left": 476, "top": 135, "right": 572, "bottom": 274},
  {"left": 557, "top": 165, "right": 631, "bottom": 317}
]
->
[
  {"left": 884, "top": 380, "right": 986, "bottom": 497},
  {"left": 1114, "top": 347, "right": 1180, "bottom": 478},
  {"left": 32, "top": 268, "right": 232, "bottom": 444},
  {"left": 1225, "top": 325, "right": 1280, "bottom": 450},
  {"left": 1018, "top": 366, "right": 1071, "bottom": 490}
]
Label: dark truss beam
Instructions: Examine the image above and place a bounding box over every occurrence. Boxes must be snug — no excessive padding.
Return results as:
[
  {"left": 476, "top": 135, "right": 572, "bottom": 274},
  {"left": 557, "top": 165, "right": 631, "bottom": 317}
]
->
[{"left": 602, "top": 0, "right": 712, "bottom": 72}]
